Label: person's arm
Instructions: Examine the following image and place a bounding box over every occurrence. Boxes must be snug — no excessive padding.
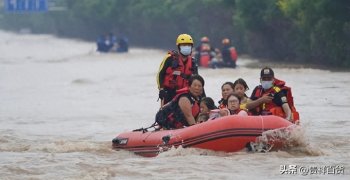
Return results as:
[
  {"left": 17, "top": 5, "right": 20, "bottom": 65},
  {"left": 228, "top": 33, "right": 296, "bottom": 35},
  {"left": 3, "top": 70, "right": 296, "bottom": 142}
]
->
[
  {"left": 281, "top": 101, "right": 292, "bottom": 121},
  {"left": 156, "top": 54, "right": 171, "bottom": 89},
  {"left": 237, "top": 110, "right": 248, "bottom": 116},
  {"left": 219, "top": 108, "right": 230, "bottom": 117},
  {"left": 178, "top": 96, "right": 196, "bottom": 125},
  {"left": 246, "top": 87, "right": 263, "bottom": 110},
  {"left": 246, "top": 95, "right": 273, "bottom": 110},
  {"left": 274, "top": 91, "right": 292, "bottom": 121}
]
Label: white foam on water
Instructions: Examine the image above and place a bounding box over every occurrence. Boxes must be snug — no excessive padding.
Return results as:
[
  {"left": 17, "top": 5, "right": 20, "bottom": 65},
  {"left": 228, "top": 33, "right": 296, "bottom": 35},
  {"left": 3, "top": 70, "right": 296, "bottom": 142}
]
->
[{"left": 253, "top": 125, "right": 324, "bottom": 156}]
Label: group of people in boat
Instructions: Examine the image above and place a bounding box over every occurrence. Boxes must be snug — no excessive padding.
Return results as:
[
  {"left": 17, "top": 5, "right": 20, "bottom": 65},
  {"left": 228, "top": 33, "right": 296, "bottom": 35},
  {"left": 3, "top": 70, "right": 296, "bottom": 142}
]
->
[
  {"left": 96, "top": 32, "right": 129, "bottom": 53},
  {"left": 193, "top": 36, "right": 238, "bottom": 69},
  {"left": 155, "top": 34, "right": 299, "bottom": 130}
]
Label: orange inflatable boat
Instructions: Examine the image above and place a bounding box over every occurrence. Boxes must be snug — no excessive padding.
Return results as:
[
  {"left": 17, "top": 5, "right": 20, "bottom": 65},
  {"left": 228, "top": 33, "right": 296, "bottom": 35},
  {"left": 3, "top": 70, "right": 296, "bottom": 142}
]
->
[{"left": 112, "top": 115, "right": 293, "bottom": 157}]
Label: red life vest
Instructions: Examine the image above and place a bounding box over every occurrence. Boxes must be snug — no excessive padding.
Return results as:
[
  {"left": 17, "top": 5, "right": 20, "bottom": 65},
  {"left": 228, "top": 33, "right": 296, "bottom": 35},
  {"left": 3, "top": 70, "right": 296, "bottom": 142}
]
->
[
  {"left": 252, "top": 79, "right": 300, "bottom": 123},
  {"left": 218, "top": 103, "right": 226, "bottom": 109},
  {"left": 199, "top": 53, "right": 210, "bottom": 68},
  {"left": 229, "top": 47, "right": 237, "bottom": 62},
  {"left": 199, "top": 45, "right": 211, "bottom": 68},
  {"left": 163, "top": 51, "right": 194, "bottom": 89},
  {"left": 218, "top": 99, "right": 227, "bottom": 109},
  {"left": 155, "top": 87, "right": 200, "bottom": 129}
]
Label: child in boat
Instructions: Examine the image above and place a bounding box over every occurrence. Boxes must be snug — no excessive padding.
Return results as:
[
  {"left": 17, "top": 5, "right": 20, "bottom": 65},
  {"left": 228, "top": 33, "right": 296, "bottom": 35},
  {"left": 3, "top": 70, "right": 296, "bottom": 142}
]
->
[
  {"left": 197, "top": 97, "right": 217, "bottom": 123},
  {"left": 233, "top": 78, "right": 250, "bottom": 111},
  {"left": 220, "top": 93, "right": 248, "bottom": 116}
]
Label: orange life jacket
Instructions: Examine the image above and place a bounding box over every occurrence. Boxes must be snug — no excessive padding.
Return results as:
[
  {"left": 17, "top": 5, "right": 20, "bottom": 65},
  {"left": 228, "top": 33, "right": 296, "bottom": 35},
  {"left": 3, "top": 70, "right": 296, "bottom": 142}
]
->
[
  {"left": 199, "top": 53, "right": 210, "bottom": 68},
  {"left": 155, "top": 87, "right": 200, "bottom": 129},
  {"left": 163, "top": 51, "right": 194, "bottom": 90},
  {"left": 252, "top": 79, "right": 299, "bottom": 123},
  {"left": 229, "top": 47, "right": 237, "bottom": 62},
  {"left": 199, "top": 45, "right": 211, "bottom": 67}
]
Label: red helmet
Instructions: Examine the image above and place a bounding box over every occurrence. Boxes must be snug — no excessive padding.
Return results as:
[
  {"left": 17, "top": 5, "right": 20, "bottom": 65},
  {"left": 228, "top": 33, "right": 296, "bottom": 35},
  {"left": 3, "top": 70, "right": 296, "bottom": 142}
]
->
[
  {"left": 201, "top": 36, "right": 210, "bottom": 43},
  {"left": 222, "top": 38, "right": 230, "bottom": 45}
]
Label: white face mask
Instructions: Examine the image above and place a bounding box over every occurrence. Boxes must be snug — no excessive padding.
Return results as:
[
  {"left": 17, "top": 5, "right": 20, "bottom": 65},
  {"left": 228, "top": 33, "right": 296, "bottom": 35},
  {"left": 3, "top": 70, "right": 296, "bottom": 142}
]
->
[
  {"left": 179, "top": 45, "right": 192, "bottom": 56},
  {"left": 261, "top": 80, "right": 273, "bottom": 90}
]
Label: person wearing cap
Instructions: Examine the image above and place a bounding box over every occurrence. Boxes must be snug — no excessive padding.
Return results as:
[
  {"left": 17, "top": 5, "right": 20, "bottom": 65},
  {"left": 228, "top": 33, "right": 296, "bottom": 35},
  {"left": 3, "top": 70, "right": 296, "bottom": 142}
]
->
[
  {"left": 156, "top": 34, "right": 199, "bottom": 107},
  {"left": 246, "top": 67, "right": 292, "bottom": 121}
]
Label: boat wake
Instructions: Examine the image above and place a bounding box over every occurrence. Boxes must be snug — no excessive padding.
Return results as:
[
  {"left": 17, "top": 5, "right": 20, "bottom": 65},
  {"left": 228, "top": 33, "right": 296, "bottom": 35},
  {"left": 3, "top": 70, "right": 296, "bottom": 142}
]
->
[
  {"left": 253, "top": 125, "right": 324, "bottom": 156},
  {"left": 154, "top": 124, "right": 324, "bottom": 158}
]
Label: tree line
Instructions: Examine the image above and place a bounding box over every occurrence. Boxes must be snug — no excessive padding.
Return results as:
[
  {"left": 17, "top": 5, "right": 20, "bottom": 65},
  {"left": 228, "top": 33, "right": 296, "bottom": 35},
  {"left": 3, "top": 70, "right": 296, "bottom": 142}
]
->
[{"left": 0, "top": 0, "right": 349, "bottom": 68}]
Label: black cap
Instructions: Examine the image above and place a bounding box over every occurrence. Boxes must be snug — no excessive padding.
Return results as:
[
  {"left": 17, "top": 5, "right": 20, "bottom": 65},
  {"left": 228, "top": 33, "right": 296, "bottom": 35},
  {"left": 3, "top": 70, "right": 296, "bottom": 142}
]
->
[{"left": 260, "top": 67, "right": 274, "bottom": 78}]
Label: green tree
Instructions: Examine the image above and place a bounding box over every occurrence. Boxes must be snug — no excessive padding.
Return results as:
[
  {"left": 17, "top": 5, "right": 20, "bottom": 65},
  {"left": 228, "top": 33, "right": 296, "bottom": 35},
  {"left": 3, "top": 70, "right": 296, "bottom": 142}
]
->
[{"left": 278, "top": 0, "right": 350, "bottom": 66}]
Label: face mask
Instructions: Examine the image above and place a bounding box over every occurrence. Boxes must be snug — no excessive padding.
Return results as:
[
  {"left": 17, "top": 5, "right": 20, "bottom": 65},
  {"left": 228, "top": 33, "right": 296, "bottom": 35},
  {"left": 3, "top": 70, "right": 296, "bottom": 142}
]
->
[
  {"left": 261, "top": 80, "right": 273, "bottom": 89},
  {"left": 179, "top": 45, "right": 192, "bottom": 56}
]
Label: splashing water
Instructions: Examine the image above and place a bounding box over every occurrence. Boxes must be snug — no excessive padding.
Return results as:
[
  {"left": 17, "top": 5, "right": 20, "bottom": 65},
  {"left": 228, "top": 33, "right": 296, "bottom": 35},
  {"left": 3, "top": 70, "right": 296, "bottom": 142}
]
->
[{"left": 251, "top": 125, "right": 324, "bottom": 156}]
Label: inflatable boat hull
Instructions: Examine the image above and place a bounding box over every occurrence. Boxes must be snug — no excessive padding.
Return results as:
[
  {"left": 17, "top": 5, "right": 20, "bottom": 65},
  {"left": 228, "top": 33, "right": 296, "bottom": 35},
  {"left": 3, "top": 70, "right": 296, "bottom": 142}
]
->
[{"left": 112, "top": 115, "right": 293, "bottom": 157}]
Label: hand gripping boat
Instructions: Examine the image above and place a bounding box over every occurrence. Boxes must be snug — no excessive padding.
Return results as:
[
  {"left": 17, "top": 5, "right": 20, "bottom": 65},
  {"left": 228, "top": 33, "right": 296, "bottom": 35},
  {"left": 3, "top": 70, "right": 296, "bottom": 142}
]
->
[{"left": 112, "top": 115, "right": 294, "bottom": 157}]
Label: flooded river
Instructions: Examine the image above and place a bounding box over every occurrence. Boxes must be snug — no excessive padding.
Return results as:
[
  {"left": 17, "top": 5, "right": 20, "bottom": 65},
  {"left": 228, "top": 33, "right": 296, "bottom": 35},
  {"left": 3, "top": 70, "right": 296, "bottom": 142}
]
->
[{"left": 0, "top": 31, "right": 349, "bottom": 179}]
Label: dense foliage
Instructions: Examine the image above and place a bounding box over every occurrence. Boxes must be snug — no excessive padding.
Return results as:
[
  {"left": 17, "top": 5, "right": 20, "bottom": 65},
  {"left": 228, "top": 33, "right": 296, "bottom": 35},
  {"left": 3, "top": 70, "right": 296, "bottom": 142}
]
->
[{"left": 0, "top": 0, "right": 349, "bottom": 68}]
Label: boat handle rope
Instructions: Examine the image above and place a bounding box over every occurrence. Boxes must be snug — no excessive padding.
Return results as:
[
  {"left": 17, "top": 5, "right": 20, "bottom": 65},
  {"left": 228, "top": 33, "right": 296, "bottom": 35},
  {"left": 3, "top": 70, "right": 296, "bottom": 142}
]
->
[{"left": 133, "top": 122, "right": 161, "bottom": 133}]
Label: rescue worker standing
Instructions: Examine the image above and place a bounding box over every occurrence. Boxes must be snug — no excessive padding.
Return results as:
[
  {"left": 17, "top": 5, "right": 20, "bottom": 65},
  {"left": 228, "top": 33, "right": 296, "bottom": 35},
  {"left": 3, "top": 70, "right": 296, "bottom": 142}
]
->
[
  {"left": 194, "top": 36, "right": 216, "bottom": 68},
  {"left": 246, "top": 67, "right": 294, "bottom": 121},
  {"left": 221, "top": 38, "right": 237, "bottom": 68},
  {"left": 157, "top": 34, "right": 198, "bottom": 106}
]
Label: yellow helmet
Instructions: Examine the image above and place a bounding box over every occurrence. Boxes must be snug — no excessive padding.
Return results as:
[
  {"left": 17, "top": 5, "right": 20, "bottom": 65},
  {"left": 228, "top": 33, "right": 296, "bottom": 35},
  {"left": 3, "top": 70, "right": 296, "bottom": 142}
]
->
[{"left": 176, "top": 34, "right": 193, "bottom": 46}]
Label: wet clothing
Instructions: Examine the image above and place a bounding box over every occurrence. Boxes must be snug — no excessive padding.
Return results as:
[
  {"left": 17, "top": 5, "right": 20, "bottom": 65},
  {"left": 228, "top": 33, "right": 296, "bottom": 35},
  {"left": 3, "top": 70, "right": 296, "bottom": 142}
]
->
[
  {"left": 249, "top": 78, "right": 299, "bottom": 122},
  {"left": 221, "top": 45, "right": 237, "bottom": 68},
  {"left": 117, "top": 37, "right": 129, "bottom": 53},
  {"left": 96, "top": 36, "right": 112, "bottom": 53},
  {"left": 155, "top": 91, "right": 200, "bottom": 129},
  {"left": 250, "top": 85, "right": 286, "bottom": 116},
  {"left": 96, "top": 34, "right": 116, "bottom": 53},
  {"left": 195, "top": 44, "right": 216, "bottom": 67},
  {"left": 157, "top": 50, "right": 198, "bottom": 104}
]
